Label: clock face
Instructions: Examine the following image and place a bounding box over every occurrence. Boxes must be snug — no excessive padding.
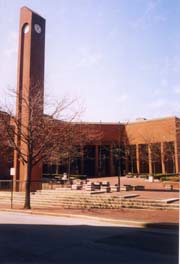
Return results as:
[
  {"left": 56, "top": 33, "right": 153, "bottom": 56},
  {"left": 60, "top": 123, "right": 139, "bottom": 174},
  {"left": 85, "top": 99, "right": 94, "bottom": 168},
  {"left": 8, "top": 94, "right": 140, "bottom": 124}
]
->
[
  {"left": 34, "top": 24, "right": 42, "bottom": 34},
  {"left": 23, "top": 24, "right": 29, "bottom": 34}
]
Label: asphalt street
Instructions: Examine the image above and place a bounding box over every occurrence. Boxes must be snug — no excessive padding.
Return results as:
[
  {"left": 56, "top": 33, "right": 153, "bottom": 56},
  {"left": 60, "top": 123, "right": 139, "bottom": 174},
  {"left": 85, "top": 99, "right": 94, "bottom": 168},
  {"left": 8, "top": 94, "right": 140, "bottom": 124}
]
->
[{"left": 0, "top": 211, "right": 178, "bottom": 264}]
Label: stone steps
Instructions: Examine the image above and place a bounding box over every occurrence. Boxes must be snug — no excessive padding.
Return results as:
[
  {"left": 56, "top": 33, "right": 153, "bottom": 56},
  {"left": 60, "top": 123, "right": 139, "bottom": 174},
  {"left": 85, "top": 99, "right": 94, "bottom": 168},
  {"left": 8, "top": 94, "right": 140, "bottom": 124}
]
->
[
  {"left": 0, "top": 199, "right": 178, "bottom": 210},
  {"left": 0, "top": 190, "right": 178, "bottom": 210}
]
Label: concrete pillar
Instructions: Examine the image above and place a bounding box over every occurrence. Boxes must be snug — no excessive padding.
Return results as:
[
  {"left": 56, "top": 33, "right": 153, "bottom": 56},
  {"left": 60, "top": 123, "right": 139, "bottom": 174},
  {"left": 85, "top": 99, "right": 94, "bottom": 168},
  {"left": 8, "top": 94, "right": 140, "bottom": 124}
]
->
[
  {"left": 136, "top": 144, "right": 140, "bottom": 174},
  {"left": 148, "top": 144, "right": 152, "bottom": 175},
  {"left": 174, "top": 140, "right": 179, "bottom": 174},
  {"left": 125, "top": 147, "right": 129, "bottom": 174},
  {"left": 95, "top": 145, "right": 99, "bottom": 177},
  {"left": 161, "top": 142, "right": 165, "bottom": 174},
  {"left": 80, "top": 145, "right": 84, "bottom": 175},
  {"left": 109, "top": 144, "right": 114, "bottom": 176}
]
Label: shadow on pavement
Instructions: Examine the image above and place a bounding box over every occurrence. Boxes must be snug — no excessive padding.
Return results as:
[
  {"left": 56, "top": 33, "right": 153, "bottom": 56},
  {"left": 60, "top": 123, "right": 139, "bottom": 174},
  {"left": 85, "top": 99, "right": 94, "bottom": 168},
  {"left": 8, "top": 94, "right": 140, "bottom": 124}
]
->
[
  {"left": 145, "top": 222, "right": 179, "bottom": 230},
  {"left": 0, "top": 223, "right": 178, "bottom": 264}
]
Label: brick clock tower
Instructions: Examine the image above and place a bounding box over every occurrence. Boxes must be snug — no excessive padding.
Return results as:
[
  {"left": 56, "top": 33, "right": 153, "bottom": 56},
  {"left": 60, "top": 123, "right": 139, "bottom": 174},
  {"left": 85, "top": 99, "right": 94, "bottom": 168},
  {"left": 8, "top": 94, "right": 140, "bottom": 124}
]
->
[{"left": 14, "top": 7, "right": 45, "bottom": 190}]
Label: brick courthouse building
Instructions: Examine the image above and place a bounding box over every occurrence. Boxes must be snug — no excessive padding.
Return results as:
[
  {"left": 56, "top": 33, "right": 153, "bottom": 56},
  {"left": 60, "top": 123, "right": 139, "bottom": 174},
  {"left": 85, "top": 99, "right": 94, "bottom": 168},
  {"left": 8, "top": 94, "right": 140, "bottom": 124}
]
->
[
  {"left": 0, "top": 114, "right": 179, "bottom": 179},
  {"left": 0, "top": 8, "right": 179, "bottom": 181},
  {"left": 43, "top": 116, "right": 180, "bottom": 178}
]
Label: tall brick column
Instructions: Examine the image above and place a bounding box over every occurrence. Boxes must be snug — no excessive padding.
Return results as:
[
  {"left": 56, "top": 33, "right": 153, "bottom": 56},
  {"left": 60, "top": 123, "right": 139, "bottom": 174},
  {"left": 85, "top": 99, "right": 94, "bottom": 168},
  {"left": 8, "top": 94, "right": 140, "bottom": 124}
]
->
[{"left": 14, "top": 7, "right": 45, "bottom": 191}]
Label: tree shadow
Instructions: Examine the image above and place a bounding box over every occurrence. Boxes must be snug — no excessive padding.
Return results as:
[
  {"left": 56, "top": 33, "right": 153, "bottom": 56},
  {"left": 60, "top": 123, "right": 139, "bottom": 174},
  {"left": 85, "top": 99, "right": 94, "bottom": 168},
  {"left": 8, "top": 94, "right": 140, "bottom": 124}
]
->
[
  {"left": 145, "top": 222, "right": 179, "bottom": 230},
  {"left": 0, "top": 222, "right": 178, "bottom": 263}
]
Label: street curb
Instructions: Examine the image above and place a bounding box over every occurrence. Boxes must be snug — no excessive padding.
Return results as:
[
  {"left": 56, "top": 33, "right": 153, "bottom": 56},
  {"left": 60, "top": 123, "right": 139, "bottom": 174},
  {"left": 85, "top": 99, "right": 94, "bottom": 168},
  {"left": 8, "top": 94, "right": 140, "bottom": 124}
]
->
[
  {"left": 0, "top": 208, "right": 146, "bottom": 227},
  {"left": 0, "top": 208, "right": 178, "bottom": 231},
  {"left": 33, "top": 211, "right": 147, "bottom": 227}
]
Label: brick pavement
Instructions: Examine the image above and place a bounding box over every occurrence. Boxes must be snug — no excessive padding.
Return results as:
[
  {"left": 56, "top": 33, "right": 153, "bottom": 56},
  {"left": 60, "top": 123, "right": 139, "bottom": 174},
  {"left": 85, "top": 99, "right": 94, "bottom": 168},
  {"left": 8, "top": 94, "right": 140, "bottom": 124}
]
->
[
  {"left": 92, "top": 176, "right": 179, "bottom": 190},
  {"left": 33, "top": 208, "right": 179, "bottom": 224},
  {"left": 0, "top": 176, "right": 179, "bottom": 226},
  {"left": 90, "top": 176, "right": 179, "bottom": 200},
  {"left": 0, "top": 204, "right": 178, "bottom": 224}
]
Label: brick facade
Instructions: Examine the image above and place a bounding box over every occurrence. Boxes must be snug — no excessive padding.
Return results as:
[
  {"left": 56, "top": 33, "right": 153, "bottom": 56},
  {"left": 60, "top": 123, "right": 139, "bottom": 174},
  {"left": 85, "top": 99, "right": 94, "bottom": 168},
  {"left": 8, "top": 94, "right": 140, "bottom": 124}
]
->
[
  {"left": 0, "top": 7, "right": 179, "bottom": 183},
  {"left": 42, "top": 117, "right": 180, "bottom": 177}
]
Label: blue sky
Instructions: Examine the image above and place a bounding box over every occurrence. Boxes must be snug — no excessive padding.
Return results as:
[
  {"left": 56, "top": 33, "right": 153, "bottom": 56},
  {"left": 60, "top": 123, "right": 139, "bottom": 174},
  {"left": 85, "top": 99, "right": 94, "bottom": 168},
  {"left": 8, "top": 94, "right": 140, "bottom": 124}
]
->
[{"left": 0, "top": 0, "right": 180, "bottom": 122}]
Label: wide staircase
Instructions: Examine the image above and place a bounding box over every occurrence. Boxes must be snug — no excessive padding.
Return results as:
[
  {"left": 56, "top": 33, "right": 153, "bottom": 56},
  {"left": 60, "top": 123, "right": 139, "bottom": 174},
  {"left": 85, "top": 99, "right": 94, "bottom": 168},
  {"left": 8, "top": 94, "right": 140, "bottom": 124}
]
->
[{"left": 0, "top": 188, "right": 179, "bottom": 210}]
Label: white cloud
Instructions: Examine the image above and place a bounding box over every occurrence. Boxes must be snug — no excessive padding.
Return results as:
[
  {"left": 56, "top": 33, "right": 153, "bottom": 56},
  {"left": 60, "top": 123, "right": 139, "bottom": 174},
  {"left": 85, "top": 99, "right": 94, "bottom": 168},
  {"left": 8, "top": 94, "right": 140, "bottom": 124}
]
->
[
  {"left": 147, "top": 98, "right": 180, "bottom": 117},
  {"left": 160, "top": 79, "right": 168, "bottom": 87},
  {"left": 139, "top": 61, "right": 159, "bottom": 72},
  {"left": 108, "top": 27, "right": 119, "bottom": 38},
  {"left": 149, "top": 98, "right": 166, "bottom": 108},
  {"left": 154, "top": 14, "right": 167, "bottom": 22},
  {"left": 174, "top": 87, "right": 180, "bottom": 94},
  {"left": 116, "top": 94, "right": 128, "bottom": 103},
  {"left": 76, "top": 50, "right": 103, "bottom": 68},
  {"left": 152, "top": 88, "right": 161, "bottom": 96},
  {"left": 4, "top": 47, "right": 17, "bottom": 58},
  {"left": 3, "top": 30, "right": 18, "bottom": 58},
  {"left": 130, "top": 0, "right": 163, "bottom": 30}
]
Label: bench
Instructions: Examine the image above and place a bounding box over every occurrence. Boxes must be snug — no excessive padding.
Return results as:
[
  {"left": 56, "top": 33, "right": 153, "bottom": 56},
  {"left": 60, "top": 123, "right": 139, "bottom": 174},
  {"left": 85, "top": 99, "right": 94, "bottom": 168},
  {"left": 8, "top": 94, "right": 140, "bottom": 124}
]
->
[
  {"left": 163, "top": 182, "right": 179, "bottom": 190},
  {"left": 110, "top": 186, "right": 120, "bottom": 192},
  {"left": 120, "top": 185, "right": 132, "bottom": 191},
  {"left": 71, "top": 184, "right": 82, "bottom": 190},
  {"left": 101, "top": 186, "right": 111, "bottom": 193},
  {"left": 133, "top": 185, "right": 145, "bottom": 191},
  {"left": 93, "top": 182, "right": 101, "bottom": 190},
  {"left": 120, "top": 185, "right": 145, "bottom": 191},
  {"left": 164, "top": 184, "right": 173, "bottom": 191}
]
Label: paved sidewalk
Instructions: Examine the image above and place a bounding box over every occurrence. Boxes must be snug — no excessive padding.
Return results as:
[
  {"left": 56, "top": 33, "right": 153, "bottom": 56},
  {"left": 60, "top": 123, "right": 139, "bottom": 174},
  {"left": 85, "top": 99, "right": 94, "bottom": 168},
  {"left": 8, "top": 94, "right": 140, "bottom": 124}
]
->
[
  {"left": 32, "top": 208, "right": 179, "bottom": 224},
  {"left": 0, "top": 205, "right": 179, "bottom": 229},
  {"left": 0, "top": 176, "right": 178, "bottom": 229}
]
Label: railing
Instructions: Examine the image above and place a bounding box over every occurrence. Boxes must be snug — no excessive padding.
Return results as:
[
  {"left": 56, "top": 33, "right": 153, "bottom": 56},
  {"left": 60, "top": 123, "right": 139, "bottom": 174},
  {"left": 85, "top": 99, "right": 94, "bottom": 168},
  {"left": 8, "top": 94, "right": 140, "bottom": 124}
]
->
[
  {"left": 0, "top": 179, "right": 72, "bottom": 192},
  {"left": 0, "top": 180, "right": 12, "bottom": 191},
  {"left": 0, "top": 179, "right": 73, "bottom": 209}
]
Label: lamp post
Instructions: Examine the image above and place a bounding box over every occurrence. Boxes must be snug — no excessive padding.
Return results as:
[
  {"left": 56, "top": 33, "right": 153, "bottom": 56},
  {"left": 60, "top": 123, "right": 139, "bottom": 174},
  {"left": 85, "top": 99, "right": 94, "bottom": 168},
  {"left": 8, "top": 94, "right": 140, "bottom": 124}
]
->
[
  {"left": 98, "top": 120, "right": 102, "bottom": 177},
  {"left": 117, "top": 122, "right": 121, "bottom": 191},
  {"left": 10, "top": 168, "right": 15, "bottom": 209}
]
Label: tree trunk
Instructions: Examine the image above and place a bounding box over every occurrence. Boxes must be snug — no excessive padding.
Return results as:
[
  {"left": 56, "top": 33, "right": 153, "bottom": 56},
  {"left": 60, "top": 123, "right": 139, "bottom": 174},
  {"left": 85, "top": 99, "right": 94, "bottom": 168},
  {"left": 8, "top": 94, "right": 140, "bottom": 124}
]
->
[
  {"left": 117, "top": 164, "right": 121, "bottom": 192},
  {"left": 24, "top": 159, "right": 32, "bottom": 209},
  {"left": 153, "top": 163, "right": 156, "bottom": 176},
  {"left": 67, "top": 157, "right": 71, "bottom": 178},
  {"left": 56, "top": 163, "right": 59, "bottom": 175}
]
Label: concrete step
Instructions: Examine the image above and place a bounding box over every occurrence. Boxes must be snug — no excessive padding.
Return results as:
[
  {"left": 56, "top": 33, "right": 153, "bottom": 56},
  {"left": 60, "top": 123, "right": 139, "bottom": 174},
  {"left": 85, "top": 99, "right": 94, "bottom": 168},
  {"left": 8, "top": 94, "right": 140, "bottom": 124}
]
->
[
  {"left": 0, "top": 194, "right": 178, "bottom": 203},
  {"left": 2, "top": 198, "right": 176, "bottom": 210},
  {"left": 0, "top": 191, "right": 178, "bottom": 210},
  {"left": 30, "top": 203, "right": 178, "bottom": 210}
]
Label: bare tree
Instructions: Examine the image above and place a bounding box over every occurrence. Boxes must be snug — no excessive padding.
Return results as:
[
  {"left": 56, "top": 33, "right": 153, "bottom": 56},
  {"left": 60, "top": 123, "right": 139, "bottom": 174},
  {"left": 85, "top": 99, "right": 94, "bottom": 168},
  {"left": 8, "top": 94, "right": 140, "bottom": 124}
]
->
[
  {"left": 163, "top": 141, "right": 176, "bottom": 174},
  {"left": 137, "top": 130, "right": 175, "bottom": 176},
  {"left": 47, "top": 122, "right": 103, "bottom": 179},
  {"left": 0, "top": 111, "right": 14, "bottom": 179},
  {"left": 0, "top": 85, "right": 81, "bottom": 209},
  {"left": 105, "top": 123, "right": 130, "bottom": 190}
]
